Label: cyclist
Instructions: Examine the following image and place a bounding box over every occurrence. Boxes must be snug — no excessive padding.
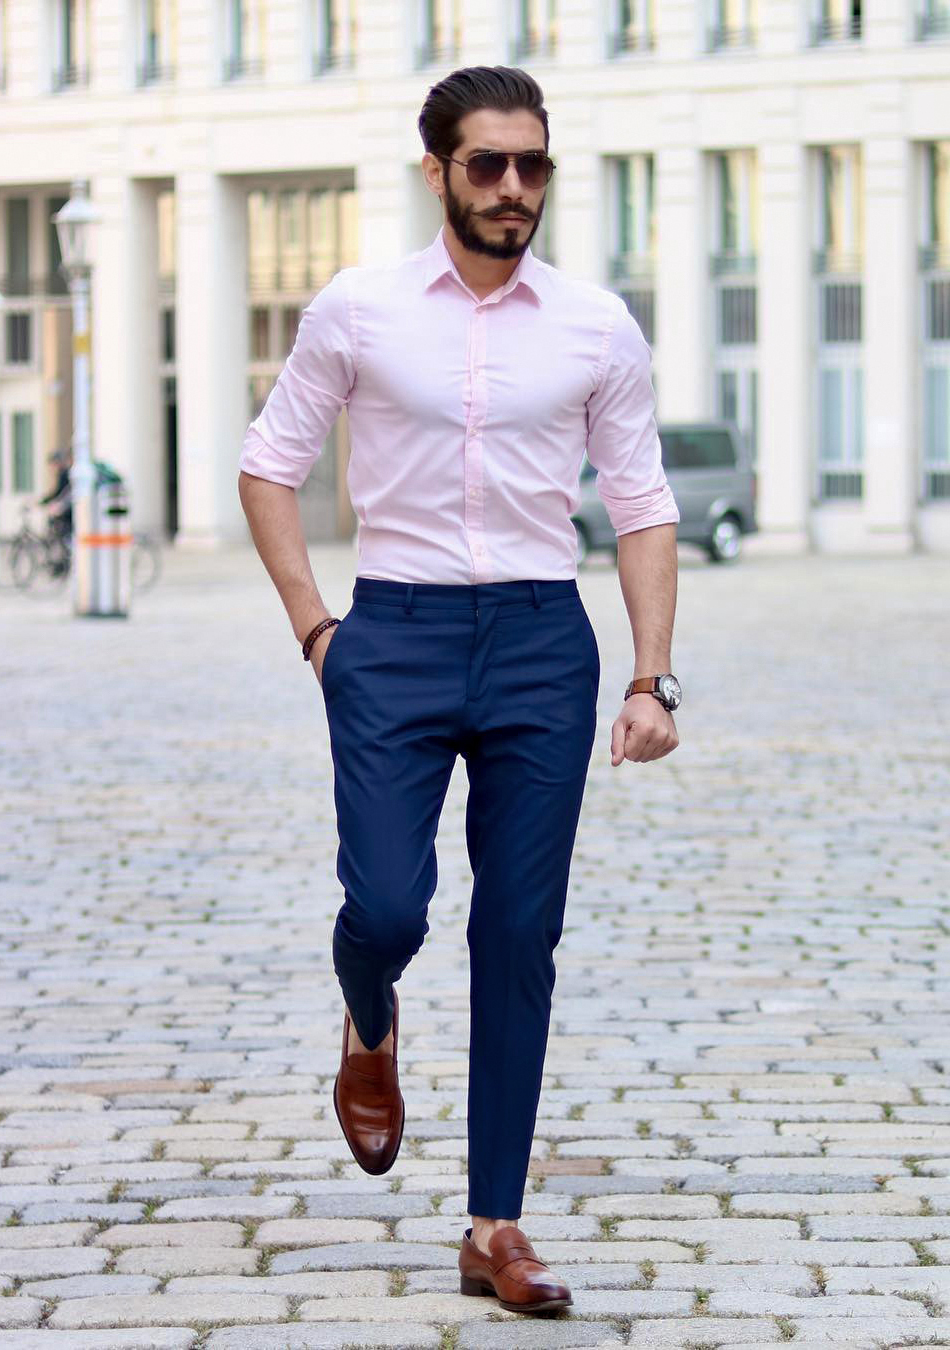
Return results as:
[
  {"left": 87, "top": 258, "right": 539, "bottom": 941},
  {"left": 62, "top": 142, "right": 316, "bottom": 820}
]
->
[{"left": 38, "top": 450, "right": 126, "bottom": 571}]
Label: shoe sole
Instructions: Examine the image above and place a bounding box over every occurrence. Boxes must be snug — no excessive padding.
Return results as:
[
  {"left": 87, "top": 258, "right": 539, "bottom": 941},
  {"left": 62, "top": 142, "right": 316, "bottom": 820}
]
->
[
  {"left": 460, "top": 1275, "right": 572, "bottom": 1313},
  {"left": 332, "top": 1072, "right": 405, "bottom": 1176}
]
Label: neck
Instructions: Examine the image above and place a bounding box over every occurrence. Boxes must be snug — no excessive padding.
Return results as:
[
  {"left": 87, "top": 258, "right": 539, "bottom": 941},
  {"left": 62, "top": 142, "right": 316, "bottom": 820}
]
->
[{"left": 441, "top": 222, "right": 523, "bottom": 300}]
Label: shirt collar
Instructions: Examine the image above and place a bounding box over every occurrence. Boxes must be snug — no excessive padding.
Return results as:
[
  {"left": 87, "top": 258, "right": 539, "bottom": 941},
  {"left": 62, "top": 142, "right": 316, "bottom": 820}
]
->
[{"left": 422, "top": 225, "right": 547, "bottom": 304}]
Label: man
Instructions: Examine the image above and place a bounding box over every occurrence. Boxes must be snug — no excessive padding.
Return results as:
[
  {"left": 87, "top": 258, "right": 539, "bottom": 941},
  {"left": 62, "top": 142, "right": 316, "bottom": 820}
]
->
[{"left": 238, "top": 65, "right": 681, "bottom": 1315}]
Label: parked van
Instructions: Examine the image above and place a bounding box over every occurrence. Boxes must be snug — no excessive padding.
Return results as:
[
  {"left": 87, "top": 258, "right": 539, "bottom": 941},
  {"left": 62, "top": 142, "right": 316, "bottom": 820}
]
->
[{"left": 574, "top": 420, "right": 757, "bottom": 564}]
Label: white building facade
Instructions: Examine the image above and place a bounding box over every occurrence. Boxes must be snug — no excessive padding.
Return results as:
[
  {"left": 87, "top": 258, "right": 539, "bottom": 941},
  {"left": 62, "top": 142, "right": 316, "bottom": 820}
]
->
[{"left": 0, "top": 0, "right": 948, "bottom": 553}]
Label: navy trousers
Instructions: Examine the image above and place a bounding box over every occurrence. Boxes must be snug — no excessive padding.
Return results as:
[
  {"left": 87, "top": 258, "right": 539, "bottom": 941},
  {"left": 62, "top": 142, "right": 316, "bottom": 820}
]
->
[{"left": 320, "top": 575, "right": 600, "bottom": 1219}]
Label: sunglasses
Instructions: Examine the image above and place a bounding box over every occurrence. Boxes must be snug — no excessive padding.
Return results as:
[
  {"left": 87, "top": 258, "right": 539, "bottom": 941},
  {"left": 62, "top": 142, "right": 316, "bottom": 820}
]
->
[{"left": 441, "top": 151, "right": 556, "bottom": 190}]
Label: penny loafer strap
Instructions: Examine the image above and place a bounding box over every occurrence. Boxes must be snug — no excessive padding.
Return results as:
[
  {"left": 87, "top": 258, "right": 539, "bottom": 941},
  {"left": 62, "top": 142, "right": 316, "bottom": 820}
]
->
[{"left": 489, "top": 1245, "right": 543, "bottom": 1276}]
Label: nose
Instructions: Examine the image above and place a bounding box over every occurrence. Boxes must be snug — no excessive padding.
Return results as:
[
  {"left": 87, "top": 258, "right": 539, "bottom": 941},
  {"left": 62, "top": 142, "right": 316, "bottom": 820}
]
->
[{"left": 498, "top": 160, "right": 524, "bottom": 198}]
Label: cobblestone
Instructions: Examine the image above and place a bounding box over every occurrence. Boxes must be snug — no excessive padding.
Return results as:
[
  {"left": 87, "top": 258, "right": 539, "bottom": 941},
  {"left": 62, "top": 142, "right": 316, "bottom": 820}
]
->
[{"left": 3, "top": 547, "right": 948, "bottom": 1345}]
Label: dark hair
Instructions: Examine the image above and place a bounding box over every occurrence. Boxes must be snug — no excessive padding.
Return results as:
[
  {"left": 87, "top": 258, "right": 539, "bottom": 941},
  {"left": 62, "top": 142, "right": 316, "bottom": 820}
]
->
[{"left": 417, "top": 65, "right": 549, "bottom": 161}]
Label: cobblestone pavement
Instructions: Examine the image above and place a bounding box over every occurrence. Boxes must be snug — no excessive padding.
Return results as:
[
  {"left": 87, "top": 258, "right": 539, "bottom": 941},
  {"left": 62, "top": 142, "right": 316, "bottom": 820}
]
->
[{"left": 1, "top": 542, "right": 949, "bottom": 1350}]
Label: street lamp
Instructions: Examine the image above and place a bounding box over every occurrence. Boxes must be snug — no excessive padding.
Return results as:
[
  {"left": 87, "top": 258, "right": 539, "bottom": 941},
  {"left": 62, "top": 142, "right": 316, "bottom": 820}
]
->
[{"left": 52, "top": 179, "right": 103, "bottom": 617}]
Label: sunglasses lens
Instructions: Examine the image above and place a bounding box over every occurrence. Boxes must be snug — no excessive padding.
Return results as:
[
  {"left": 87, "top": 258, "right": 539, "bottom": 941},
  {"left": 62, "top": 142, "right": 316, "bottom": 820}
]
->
[
  {"left": 517, "top": 155, "right": 551, "bottom": 188},
  {"left": 466, "top": 153, "right": 508, "bottom": 187}
]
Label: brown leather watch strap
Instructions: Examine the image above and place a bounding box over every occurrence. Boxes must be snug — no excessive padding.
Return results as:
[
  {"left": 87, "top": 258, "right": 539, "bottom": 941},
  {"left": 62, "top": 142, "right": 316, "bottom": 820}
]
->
[{"left": 626, "top": 677, "right": 656, "bottom": 697}]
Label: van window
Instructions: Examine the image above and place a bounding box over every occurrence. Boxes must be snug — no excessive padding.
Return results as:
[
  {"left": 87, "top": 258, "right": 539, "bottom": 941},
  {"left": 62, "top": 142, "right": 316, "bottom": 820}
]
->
[{"left": 660, "top": 428, "right": 736, "bottom": 470}]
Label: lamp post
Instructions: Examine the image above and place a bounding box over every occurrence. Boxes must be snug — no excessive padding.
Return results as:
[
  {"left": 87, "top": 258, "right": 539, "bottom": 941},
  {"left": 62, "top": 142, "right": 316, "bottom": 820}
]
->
[{"left": 52, "top": 179, "right": 102, "bottom": 617}]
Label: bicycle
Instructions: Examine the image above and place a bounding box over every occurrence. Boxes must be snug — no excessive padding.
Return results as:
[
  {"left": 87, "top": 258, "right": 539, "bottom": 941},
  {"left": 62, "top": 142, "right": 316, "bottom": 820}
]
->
[{"left": 8, "top": 503, "right": 162, "bottom": 594}]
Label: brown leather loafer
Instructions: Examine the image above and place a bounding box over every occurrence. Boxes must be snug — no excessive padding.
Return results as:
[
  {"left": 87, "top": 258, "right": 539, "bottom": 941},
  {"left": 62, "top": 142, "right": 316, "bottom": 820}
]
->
[
  {"left": 459, "top": 1223, "right": 572, "bottom": 1313},
  {"left": 332, "top": 988, "right": 405, "bottom": 1175}
]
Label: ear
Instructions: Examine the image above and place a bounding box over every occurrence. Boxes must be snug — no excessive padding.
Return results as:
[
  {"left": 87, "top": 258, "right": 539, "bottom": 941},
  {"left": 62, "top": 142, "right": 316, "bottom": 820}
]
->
[{"left": 421, "top": 152, "right": 445, "bottom": 198}]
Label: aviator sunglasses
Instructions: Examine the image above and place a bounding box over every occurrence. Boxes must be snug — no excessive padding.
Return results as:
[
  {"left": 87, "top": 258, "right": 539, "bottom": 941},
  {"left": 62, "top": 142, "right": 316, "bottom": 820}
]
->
[{"left": 440, "top": 150, "right": 556, "bottom": 190}]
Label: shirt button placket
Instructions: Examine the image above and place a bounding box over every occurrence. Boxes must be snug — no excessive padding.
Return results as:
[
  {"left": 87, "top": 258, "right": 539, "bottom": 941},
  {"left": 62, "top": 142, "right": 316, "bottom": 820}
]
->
[{"left": 464, "top": 306, "right": 489, "bottom": 583}]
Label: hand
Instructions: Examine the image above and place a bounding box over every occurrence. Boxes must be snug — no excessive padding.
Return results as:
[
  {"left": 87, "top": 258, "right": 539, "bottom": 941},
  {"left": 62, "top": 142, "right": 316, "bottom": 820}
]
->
[
  {"left": 309, "top": 624, "right": 338, "bottom": 685},
  {"left": 610, "top": 693, "right": 679, "bottom": 767}
]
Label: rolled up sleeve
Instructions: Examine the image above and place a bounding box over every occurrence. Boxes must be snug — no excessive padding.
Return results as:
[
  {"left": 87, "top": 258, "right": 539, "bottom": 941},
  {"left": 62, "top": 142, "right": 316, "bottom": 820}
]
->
[
  {"left": 238, "top": 269, "right": 356, "bottom": 489},
  {"left": 585, "top": 298, "right": 680, "bottom": 536}
]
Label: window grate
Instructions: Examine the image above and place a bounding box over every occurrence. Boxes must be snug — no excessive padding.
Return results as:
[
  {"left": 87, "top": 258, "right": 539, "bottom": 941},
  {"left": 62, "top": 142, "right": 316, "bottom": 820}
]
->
[{"left": 819, "top": 470, "right": 863, "bottom": 499}]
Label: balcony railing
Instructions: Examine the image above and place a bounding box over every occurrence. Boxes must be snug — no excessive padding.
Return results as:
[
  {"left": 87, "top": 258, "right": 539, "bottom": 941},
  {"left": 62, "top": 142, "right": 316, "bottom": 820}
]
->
[
  {"left": 710, "top": 250, "right": 758, "bottom": 277},
  {"left": 222, "top": 55, "right": 264, "bottom": 81},
  {"left": 706, "top": 24, "right": 756, "bottom": 51},
  {"left": 609, "top": 252, "right": 655, "bottom": 282},
  {"left": 915, "top": 6, "right": 950, "bottom": 38},
  {"left": 52, "top": 63, "right": 90, "bottom": 91},
  {"left": 919, "top": 243, "right": 950, "bottom": 272},
  {"left": 414, "top": 41, "right": 459, "bottom": 69},
  {"left": 607, "top": 29, "right": 655, "bottom": 55},
  {"left": 136, "top": 57, "right": 176, "bottom": 86},
  {"left": 812, "top": 247, "right": 863, "bottom": 276},
  {"left": 808, "top": 14, "right": 862, "bottom": 44},
  {"left": 312, "top": 48, "right": 356, "bottom": 75},
  {"left": 511, "top": 33, "right": 557, "bottom": 61}
]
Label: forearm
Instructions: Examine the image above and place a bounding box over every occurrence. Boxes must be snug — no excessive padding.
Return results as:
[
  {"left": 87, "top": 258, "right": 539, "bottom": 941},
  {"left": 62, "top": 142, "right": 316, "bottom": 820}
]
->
[
  {"left": 238, "top": 470, "right": 333, "bottom": 644},
  {"left": 616, "top": 523, "right": 678, "bottom": 677}
]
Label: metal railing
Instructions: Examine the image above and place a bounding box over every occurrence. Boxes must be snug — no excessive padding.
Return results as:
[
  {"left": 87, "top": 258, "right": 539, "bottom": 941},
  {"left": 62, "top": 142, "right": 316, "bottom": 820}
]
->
[
  {"left": 706, "top": 23, "right": 756, "bottom": 51},
  {"left": 510, "top": 33, "right": 557, "bottom": 61},
  {"left": 312, "top": 48, "right": 356, "bottom": 75},
  {"left": 709, "top": 251, "right": 758, "bottom": 277},
  {"left": 915, "top": 6, "right": 950, "bottom": 38},
  {"left": 808, "top": 14, "right": 862, "bottom": 44},
  {"left": 606, "top": 29, "right": 655, "bottom": 55},
  {"left": 52, "top": 63, "right": 90, "bottom": 91},
  {"left": 413, "top": 41, "right": 459, "bottom": 68},
  {"left": 222, "top": 55, "right": 264, "bottom": 81},
  {"left": 135, "top": 58, "right": 176, "bottom": 86}
]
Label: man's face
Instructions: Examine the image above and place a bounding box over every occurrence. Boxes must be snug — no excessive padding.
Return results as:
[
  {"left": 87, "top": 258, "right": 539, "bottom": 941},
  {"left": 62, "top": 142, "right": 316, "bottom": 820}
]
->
[{"left": 431, "top": 108, "right": 548, "bottom": 261}]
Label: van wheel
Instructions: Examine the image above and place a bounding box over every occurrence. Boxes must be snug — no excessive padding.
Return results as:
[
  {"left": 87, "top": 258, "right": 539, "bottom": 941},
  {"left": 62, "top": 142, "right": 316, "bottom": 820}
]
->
[
  {"left": 707, "top": 514, "right": 742, "bottom": 563},
  {"left": 573, "top": 520, "right": 591, "bottom": 567}
]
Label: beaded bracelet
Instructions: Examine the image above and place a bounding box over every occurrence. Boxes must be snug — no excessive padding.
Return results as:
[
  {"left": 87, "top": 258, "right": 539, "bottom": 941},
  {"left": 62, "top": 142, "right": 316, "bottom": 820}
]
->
[{"left": 302, "top": 616, "right": 340, "bottom": 662}]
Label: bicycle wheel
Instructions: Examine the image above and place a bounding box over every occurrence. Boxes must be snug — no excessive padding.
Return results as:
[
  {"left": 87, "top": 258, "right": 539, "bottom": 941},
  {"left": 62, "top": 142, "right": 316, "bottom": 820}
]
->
[
  {"left": 131, "top": 534, "right": 162, "bottom": 592},
  {"left": 10, "top": 537, "right": 39, "bottom": 589}
]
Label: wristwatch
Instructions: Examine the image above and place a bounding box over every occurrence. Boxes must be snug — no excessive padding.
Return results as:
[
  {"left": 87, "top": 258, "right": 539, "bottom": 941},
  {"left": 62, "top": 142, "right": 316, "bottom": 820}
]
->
[{"left": 624, "top": 674, "right": 682, "bottom": 712}]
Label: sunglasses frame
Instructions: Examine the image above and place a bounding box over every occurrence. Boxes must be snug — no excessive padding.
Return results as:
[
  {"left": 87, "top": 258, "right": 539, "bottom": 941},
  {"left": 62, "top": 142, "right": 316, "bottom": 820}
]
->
[{"left": 439, "top": 151, "right": 556, "bottom": 190}]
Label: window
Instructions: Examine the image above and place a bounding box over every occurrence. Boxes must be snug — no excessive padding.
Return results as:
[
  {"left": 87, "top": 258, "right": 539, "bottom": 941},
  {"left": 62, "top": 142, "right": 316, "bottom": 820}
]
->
[
  {"left": 3, "top": 198, "right": 33, "bottom": 365},
  {"left": 809, "top": 0, "right": 861, "bottom": 45},
  {"left": 915, "top": 0, "right": 950, "bottom": 39},
  {"left": 660, "top": 429, "right": 737, "bottom": 470},
  {"left": 706, "top": 0, "right": 757, "bottom": 51},
  {"left": 608, "top": 155, "right": 656, "bottom": 344},
  {"left": 223, "top": 0, "right": 264, "bottom": 80},
  {"left": 52, "top": 0, "right": 90, "bottom": 89},
  {"left": 311, "top": 0, "right": 356, "bottom": 75},
  {"left": 13, "top": 412, "right": 34, "bottom": 493},
  {"left": 921, "top": 142, "right": 950, "bottom": 500},
  {"left": 413, "top": 0, "right": 460, "bottom": 67},
  {"left": 511, "top": 0, "right": 556, "bottom": 62},
  {"left": 137, "top": 0, "right": 176, "bottom": 85},
  {"left": 710, "top": 151, "right": 758, "bottom": 459},
  {"left": 814, "top": 146, "right": 864, "bottom": 500},
  {"left": 607, "top": 0, "right": 654, "bottom": 55}
]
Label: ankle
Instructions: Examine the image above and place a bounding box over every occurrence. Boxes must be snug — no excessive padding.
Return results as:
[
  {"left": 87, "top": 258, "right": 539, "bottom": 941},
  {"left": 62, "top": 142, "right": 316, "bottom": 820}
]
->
[
  {"left": 470, "top": 1215, "right": 519, "bottom": 1253},
  {"left": 346, "top": 1005, "right": 394, "bottom": 1056}
]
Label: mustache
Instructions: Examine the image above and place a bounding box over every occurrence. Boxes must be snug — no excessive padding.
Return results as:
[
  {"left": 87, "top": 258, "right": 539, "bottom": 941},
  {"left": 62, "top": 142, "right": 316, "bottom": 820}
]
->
[{"left": 480, "top": 207, "right": 534, "bottom": 221}]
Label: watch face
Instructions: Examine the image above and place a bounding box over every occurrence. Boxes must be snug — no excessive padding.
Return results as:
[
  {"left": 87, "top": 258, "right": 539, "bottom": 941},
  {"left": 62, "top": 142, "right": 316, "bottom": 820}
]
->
[{"left": 659, "top": 674, "right": 682, "bottom": 709}]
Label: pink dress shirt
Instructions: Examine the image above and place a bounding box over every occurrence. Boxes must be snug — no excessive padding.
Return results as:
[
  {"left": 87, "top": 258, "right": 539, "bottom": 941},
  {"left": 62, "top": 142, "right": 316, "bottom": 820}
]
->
[{"left": 239, "top": 226, "right": 679, "bottom": 583}]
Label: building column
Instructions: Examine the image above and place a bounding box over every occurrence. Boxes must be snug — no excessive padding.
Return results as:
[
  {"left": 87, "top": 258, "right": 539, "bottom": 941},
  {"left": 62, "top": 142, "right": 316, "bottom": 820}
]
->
[
  {"left": 90, "top": 174, "right": 164, "bottom": 533},
  {"left": 654, "top": 131, "right": 705, "bottom": 419},
  {"left": 174, "top": 167, "right": 248, "bottom": 547},
  {"left": 863, "top": 124, "right": 916, "bottom": 551},
  {"left": 757, "top": 136, "right": 811, "bottom": 548}
]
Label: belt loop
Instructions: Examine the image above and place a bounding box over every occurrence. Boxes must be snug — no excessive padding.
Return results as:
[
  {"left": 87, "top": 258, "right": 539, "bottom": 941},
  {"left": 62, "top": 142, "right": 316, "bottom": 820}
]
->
[
  {"left": 404, "top": 583, "right": 415, "bottom": 615},
  {"left": 530, "top": 581, "right": 541, "bottom": 609}
]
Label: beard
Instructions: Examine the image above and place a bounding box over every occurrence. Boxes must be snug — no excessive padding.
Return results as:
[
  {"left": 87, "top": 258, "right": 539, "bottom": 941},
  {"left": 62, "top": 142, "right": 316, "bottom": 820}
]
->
[{"left": 443, "top": 173, "right": 545, "bottom": 260}]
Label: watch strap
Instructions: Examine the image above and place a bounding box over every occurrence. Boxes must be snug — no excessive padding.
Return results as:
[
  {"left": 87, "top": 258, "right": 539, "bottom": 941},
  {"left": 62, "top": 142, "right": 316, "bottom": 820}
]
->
[{"left": 625, "top": 677, "right": 658, "bottom": 699}]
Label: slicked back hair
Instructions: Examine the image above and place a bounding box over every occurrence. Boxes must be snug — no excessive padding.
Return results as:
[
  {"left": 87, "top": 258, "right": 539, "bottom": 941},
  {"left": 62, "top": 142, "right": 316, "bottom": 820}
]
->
[{"left": 417, "top": 65, "right": 549, "bottom": 162}]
